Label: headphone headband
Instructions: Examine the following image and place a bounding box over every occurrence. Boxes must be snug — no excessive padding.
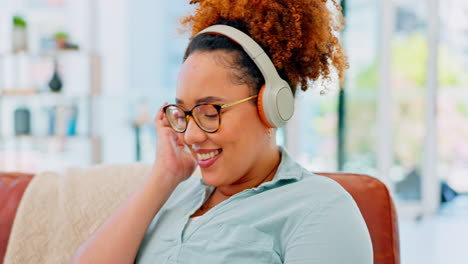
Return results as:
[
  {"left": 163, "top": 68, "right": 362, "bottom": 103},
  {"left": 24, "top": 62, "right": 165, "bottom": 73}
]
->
[
  {"left": 197, "top": 25, "right": 281, "bottom": 83},
  {"left": 195, "top": 25, "right": 294, "bottom": 128}
]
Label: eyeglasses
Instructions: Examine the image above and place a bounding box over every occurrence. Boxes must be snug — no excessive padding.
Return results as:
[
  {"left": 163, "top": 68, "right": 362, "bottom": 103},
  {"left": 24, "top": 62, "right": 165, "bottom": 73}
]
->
[{"left": 163, "top": 95, "right": 258, "bottom": 133}]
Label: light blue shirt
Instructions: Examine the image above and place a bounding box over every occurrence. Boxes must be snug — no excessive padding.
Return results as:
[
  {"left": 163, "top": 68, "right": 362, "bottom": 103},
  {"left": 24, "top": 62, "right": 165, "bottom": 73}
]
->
[{"left": 137, "top": 148, "right": 373, "bottom": 263}]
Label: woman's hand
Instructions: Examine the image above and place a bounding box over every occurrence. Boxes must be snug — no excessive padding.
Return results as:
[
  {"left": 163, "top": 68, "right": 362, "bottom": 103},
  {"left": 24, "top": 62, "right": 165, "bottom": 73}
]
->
[
  {"left": 71, "top": 104, "right": 193, "bottom": 264},
  {"left": 152, "top": 103, "right": 197, "bottom": 185}
]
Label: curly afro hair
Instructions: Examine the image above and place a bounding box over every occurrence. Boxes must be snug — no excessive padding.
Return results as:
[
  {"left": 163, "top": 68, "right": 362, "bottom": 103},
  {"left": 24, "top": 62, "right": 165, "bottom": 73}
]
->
[{"left": 180, "top": 0, "right": 348, "bottom": 94}]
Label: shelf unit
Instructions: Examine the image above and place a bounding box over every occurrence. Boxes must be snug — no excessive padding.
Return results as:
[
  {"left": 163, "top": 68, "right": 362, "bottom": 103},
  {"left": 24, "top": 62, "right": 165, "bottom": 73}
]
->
[{"left": 0, "top": 0, "right": 101, "bottom": 172}]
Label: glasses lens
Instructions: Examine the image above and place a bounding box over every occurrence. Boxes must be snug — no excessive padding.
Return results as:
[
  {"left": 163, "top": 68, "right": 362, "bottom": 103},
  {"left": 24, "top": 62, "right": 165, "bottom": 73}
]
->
[
  {"left": 193, "top": 105, "right": 220, "bottom": 132},
  {"left": 165, "top": 106, "right": 186, "bottom": 132}
]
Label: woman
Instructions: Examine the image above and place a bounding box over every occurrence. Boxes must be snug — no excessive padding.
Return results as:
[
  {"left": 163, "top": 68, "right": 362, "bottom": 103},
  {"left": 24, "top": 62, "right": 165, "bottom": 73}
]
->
[{"left": 72, "top": 0, "right": 372, "bottom": 263}]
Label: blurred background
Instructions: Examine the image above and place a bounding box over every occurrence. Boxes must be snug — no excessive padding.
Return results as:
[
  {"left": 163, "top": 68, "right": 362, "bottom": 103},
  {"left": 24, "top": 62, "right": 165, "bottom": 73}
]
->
[{"left": 0, "top": 0, "right": 467, "bottom": 263}]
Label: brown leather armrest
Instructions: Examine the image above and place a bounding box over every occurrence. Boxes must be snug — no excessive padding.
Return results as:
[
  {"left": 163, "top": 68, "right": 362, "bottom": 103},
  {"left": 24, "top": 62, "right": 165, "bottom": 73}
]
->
[{"left": 0, "top": 172, "right": 34, "bottom": 264}]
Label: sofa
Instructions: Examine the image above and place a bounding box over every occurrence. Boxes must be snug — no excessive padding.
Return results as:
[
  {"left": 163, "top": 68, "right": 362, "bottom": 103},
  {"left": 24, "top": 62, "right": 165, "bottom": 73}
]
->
[
  {"left": 0, "top": 172, "right": 33, "bottom": 264},
  {"left": 0, "top": 167, "right": 399, "bottom": 264}
]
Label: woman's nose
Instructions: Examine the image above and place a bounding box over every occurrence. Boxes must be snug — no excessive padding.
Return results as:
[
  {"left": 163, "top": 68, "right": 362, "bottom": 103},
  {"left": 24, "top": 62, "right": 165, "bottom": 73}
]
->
[{"left": 184, "top": 117, "right": 207, "bottom": 145}]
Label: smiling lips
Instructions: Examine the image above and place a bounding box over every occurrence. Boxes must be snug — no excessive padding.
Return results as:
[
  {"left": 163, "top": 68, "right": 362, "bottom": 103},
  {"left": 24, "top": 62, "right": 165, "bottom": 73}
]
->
[
  {"left": 195, "top": 149, "right": 222, "bottom": 168},
  {"left": 196, "top": 149, "right": 220, "bottom": 160}
]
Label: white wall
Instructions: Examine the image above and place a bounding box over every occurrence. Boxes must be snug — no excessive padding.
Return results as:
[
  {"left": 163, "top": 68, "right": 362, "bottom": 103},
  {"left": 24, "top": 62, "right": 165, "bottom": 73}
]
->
[{"left": 97, "top": 0, "right": 133, "bottom": 164}]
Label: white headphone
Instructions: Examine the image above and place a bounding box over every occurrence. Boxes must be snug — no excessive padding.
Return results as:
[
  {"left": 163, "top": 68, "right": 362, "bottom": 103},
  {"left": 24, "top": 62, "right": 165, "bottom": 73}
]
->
[{"left": 196, "top": 25, "right": 294, "bottom": 128}]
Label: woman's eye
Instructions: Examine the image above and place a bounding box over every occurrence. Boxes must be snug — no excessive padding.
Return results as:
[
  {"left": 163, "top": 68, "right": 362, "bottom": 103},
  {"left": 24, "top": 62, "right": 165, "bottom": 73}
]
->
[
  {"left": 204, "top": 114, "right": 218, "bottom": 119},
  {"left": 172, "top": 112, "right": 185, "bottom": 120}
]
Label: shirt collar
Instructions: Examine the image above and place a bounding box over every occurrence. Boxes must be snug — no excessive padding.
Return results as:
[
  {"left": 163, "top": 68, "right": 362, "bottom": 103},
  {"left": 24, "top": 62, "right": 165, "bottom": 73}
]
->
[{"left": 255, "top": 146, "right": 303, "bottom": 190}]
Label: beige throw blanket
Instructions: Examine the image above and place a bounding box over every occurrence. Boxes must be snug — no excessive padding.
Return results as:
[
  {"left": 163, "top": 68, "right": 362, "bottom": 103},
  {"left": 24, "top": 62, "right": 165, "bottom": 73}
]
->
[{"left": 4, "top": 163, "right": 153, "bottom": 264}]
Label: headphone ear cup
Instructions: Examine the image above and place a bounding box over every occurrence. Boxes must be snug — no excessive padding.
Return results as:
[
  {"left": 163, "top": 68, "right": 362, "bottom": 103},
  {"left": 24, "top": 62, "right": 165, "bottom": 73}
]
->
[{"left": 257, "top": 84, "right": 275, "bottom": 128}]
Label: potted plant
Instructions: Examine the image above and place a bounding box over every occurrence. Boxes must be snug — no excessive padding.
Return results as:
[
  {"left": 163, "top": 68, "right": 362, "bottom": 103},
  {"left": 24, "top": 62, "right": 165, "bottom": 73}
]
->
[
  {"left": 12, "top": 15, "right": 28, "bottom": 52},
  {"left": 53, "top": 31, "right": 79, "bottom": 50},
  {"left": 54, "top": 31, "right": 69, "bottom": 50}
]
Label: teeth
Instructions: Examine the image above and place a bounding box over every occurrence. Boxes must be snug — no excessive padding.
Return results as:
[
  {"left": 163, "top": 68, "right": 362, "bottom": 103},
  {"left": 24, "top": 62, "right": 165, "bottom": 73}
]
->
[{"left": 197, "top": 150, "right": 220, "bottom": 161}]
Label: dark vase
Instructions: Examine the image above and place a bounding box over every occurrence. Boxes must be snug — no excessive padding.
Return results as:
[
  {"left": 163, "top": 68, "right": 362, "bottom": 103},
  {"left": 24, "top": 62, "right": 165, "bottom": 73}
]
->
[{"left": 49, "top": 60, "right": 63, "bottom": 92}]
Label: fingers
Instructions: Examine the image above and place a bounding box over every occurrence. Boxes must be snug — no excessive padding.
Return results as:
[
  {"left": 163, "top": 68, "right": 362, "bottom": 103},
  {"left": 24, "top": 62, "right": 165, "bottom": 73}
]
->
[
  {"left": 156, "top": 102, "right": 168, "bottom": 121},
  {"left": 155, "top": 102, "right": 171, "bottom": 129}
]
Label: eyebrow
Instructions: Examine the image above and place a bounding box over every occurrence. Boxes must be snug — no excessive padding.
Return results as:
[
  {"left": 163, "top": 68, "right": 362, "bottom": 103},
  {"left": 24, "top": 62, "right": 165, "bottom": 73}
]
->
[{"left": 176, "top": 96, "right": 227, "bottom": 105}]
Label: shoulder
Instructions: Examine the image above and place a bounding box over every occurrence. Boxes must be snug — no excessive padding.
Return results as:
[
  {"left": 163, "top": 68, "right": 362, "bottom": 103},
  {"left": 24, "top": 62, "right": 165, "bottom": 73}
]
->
[
  {"left": 289, "top": 170, "right": 363, "bottom": 226},
  {"left": 271, "top": 148, "right": 362, "bottom": 224},
  {"left": 277, "top": 169, "right": 354, "bottom": 209},
  {"left": 280, "top": 171, "right": 373, "bottom": 263},
  {"left": 285, "top": 169, "right": 367, "bottom": 233}
]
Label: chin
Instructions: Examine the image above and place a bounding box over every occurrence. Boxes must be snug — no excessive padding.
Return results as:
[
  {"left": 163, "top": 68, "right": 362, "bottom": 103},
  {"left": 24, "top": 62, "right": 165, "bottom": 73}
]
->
[
  {"left": 200, "top": 171, "right": 221, "bottom": 187},
  {"left": 200, "top": 168, "right": 229, "bottom": 187}
]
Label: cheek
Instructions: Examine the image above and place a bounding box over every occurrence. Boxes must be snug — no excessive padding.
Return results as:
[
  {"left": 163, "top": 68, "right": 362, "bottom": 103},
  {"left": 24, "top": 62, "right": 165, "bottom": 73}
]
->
[
  {"left": 214, "top": 110, "right": 264, "bottom": 146},
  {"left": 209, "top": 126, "right": 241, "bottom": 146}
]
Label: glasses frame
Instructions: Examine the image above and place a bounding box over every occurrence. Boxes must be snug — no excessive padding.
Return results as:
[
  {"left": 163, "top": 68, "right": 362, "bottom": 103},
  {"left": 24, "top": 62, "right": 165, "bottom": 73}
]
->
[{"left": 163, "top": 95, "right": 258, "bottom": 133}]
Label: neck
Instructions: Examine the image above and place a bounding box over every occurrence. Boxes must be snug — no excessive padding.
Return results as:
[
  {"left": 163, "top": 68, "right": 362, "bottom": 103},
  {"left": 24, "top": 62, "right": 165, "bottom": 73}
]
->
[{"left": 215, "top": 145, "right": 281, "bottom": 198}]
